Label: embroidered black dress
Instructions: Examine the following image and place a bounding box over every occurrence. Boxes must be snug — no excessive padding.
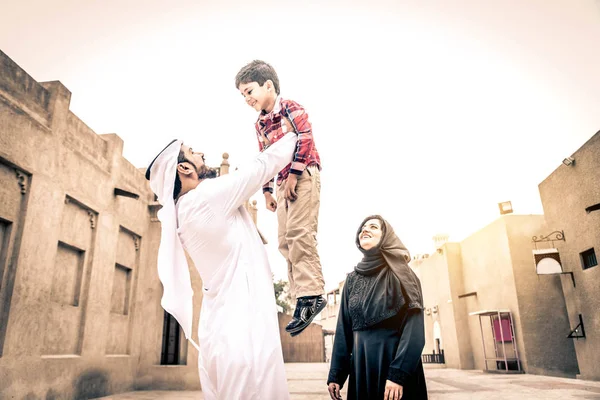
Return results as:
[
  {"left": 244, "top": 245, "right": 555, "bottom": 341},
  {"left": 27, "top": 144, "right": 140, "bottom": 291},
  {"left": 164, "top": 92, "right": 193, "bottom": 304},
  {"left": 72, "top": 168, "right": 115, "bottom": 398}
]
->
[{"left": 327, "top": 271, "right": 428, "bottom": 400}]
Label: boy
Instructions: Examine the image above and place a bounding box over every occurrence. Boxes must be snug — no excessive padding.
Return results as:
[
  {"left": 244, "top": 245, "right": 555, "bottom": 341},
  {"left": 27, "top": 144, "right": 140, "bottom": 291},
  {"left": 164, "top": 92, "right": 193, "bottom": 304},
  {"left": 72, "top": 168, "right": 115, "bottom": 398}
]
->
[{"left": 235, "top": 60, "right": 326, "bottom": 336}]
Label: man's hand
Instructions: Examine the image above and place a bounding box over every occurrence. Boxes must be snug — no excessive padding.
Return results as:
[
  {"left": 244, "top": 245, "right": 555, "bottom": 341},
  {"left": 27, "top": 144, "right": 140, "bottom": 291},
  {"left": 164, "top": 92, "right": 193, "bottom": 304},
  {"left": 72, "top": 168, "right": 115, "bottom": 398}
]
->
[
  {"left": 264, "top": 192, "right": 277, "bottom": 212},
  {"left": 327, "top": 383, "right": 342, "bottom": 400},
  {"left": 284, "top": 174, "right": 298, "bottom": 202},
  {"left": 384, "top": 380, "right": 403, "bottom": 400}
]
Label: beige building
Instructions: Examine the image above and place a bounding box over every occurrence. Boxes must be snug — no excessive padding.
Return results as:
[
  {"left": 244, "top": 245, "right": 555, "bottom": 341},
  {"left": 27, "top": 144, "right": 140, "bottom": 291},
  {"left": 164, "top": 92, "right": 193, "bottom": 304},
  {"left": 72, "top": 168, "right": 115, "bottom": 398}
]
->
[
  {"left": 538, "top": 130, "right": 600, "bottom": 380},
  {"left": 0, "top": 50, "right": 263, "bottom": 398},
  {"left": 412, "top": 215, "right": 580, "bottom": 378},
  {"left": 412, "top": 130, "right": 600, "bottom": 381}
]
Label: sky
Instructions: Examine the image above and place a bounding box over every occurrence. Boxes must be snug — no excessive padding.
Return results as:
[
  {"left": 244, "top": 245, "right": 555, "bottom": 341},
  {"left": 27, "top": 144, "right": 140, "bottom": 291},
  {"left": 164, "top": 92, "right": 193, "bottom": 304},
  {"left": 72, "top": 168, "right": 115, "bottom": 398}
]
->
[{"left": 2, "top": 0, "right": 600, "bottom": 290}]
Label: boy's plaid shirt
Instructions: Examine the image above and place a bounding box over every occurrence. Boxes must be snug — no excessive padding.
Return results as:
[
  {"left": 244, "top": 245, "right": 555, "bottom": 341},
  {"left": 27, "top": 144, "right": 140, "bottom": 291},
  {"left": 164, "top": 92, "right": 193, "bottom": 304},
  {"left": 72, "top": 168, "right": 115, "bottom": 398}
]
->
[{"left": 255, "top": 97, "right": 321, "bottom": 194}]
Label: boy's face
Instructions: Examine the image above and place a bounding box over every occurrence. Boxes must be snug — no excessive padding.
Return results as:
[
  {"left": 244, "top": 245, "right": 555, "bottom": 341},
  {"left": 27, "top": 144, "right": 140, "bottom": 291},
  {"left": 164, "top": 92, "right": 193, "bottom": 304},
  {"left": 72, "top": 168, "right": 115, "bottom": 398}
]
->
[{"left": 238, "top": 81, "right": 276, "bottom": 113}]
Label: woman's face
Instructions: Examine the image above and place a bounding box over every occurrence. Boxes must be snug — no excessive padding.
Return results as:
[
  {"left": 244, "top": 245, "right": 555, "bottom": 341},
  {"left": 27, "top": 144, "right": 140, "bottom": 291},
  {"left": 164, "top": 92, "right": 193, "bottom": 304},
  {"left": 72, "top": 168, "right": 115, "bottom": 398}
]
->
[{"left": 359, "top": 218, "right": 383, "bottom": 250}]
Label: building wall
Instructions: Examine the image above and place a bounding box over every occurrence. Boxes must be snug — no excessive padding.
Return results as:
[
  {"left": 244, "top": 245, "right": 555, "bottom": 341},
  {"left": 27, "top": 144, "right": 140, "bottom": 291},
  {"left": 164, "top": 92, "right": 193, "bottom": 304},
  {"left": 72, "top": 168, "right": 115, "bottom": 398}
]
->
[
  {"left": 445, "top": 243, "right": 475, "bottom": 370},
  {"left": 0, "top": 50, "right": 202, "bottom": 399},
  {"left": 456, "top": 217, "right": 524, "bottom": 372},
  {"left": 506, "top": 215, "right": 579, "bottom": 378},
  {"left": 538, "top": 131, "right": 600, "bottom": 380},
  {"left": 415, "top": 247, "right": 469, "bottom": 370},
  {"left": 416, "top": 214, "right": 582, "bottom": 378}
]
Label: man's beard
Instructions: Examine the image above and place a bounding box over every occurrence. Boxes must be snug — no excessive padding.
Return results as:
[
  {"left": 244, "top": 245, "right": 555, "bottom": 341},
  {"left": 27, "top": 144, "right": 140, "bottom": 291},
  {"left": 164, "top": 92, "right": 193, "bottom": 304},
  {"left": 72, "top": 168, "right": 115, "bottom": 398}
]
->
[{"left": 198, "top": 166, "right": 217, "bottom": 180}]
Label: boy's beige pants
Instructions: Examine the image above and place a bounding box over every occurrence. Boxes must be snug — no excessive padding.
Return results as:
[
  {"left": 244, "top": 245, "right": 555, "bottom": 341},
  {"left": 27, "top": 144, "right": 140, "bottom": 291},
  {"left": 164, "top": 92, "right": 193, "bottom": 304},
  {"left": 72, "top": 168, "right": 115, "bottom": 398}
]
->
[{"left": 276, "top": 165, "right": 325, "bottom": 300}]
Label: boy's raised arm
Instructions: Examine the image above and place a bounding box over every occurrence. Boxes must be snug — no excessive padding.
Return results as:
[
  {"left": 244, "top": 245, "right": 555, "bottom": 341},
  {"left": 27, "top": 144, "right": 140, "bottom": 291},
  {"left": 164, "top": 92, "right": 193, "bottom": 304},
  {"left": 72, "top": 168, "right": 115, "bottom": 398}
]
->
[{"left": 213, "top": 132, "right": 297, "bottom": 216}]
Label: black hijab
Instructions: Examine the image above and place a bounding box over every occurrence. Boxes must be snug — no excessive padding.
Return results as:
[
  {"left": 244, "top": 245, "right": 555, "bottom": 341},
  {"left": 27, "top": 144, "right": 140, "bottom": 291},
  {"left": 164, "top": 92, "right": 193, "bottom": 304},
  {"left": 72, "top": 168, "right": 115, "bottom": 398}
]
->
[{"left": 353, "top": 215, "right": 423, "bottom": 327}]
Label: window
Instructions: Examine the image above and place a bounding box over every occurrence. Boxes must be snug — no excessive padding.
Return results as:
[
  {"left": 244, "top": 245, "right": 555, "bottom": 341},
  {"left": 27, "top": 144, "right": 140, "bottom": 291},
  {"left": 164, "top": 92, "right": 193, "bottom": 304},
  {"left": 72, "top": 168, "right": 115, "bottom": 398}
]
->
[
  {"left": 110, "top": 264, "right": 132, "bottom": 315},
  {"left": 581, "top": 248, "right": 598, "bottom": 270},
  {"left": 0, "top": 219, "right": 11, "bottom": 291},
  {"left": 51, "top": 241, "right": 85, "bottom": 306}
]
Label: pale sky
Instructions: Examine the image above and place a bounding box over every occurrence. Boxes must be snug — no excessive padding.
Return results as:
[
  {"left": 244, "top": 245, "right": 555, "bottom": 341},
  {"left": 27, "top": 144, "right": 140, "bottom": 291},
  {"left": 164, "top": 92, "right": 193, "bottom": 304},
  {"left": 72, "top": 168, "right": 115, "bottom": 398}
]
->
[{"left": 2, "top": 0, "right": 600, "bottom": 290}]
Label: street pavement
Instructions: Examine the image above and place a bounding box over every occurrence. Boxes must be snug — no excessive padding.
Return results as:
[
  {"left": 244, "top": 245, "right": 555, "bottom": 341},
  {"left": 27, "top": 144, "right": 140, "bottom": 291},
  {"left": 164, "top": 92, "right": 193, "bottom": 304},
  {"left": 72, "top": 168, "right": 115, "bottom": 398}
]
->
[{"left": 97, "top": 363, "right": 600, "bottom": 400}]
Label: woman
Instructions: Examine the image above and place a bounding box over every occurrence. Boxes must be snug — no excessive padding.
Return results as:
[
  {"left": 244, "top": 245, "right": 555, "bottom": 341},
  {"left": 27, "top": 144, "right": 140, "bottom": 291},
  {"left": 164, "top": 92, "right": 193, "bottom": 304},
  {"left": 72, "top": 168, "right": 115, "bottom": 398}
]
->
[{"left": 327, "top": 215, "right": 428, "bottom": 400}]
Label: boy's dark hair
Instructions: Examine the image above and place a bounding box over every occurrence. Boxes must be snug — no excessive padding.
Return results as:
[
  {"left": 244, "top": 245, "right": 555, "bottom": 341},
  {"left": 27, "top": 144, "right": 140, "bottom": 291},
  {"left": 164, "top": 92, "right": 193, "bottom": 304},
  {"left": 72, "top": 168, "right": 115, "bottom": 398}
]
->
[
  {"left": 173, "top": 149, "right": 187, "bottom": 200},
  {"left": 235, "top": 60, "right": 280, "bottom": 95}
]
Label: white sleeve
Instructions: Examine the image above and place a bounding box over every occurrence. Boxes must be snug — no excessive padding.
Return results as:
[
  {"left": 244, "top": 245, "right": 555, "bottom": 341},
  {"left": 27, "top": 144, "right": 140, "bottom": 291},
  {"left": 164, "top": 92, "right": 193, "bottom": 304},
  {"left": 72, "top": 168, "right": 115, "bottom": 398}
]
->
[{"left": 211, "top": 132, "right": 297, "bottom": 215}]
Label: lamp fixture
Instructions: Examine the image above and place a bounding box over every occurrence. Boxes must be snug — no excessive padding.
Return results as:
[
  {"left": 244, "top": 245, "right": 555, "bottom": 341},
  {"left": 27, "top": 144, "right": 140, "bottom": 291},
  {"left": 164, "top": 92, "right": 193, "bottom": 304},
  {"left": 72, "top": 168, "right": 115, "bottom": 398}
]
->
[{"left": 498, "top": 201, "right": 513, "bottom": 215}]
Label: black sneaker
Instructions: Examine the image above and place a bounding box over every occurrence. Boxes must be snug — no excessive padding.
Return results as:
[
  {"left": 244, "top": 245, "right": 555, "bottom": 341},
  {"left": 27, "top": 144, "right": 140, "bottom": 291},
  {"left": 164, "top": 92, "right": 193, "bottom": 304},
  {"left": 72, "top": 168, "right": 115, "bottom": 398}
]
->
[{"left": 285, "top": 296, "right": 327, "bottom": 335}]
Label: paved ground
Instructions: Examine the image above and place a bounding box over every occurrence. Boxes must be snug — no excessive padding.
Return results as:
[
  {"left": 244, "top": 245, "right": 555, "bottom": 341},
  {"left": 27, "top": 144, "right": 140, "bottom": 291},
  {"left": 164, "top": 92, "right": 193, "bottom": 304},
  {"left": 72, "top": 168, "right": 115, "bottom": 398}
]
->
[{"left": 97, "top": 363, "right": 600, "bottom": 400}]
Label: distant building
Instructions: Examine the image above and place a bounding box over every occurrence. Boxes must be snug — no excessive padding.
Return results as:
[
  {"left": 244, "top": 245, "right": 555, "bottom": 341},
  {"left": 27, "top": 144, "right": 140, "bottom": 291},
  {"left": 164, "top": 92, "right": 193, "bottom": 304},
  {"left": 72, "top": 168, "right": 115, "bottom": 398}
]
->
[
  {"left": 317, "top": 279, "right": 346, "bottom": 362},
  {"left": 412, "top": 215, "right": 579, "bottom": 378},
  {"left": 412, "top": 129, "right": 600, "bottom": 381},
  {"left": 318, "top": 279, "right": 345, "bottom": 333}
]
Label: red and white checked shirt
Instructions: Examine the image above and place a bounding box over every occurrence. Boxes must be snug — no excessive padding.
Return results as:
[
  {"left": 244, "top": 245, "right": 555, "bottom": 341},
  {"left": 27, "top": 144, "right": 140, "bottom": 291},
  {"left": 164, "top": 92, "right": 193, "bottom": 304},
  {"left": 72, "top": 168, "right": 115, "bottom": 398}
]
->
[{"left": 255, "top": 96, "right": 321, "bottom": 193}]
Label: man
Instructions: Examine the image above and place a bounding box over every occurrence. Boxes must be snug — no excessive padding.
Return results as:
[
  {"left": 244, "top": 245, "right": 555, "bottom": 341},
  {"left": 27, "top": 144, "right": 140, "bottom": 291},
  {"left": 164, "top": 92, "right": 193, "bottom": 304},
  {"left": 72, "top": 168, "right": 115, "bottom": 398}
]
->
[{"left": 146, "top": 132, "right": 299, "bottom": 399}]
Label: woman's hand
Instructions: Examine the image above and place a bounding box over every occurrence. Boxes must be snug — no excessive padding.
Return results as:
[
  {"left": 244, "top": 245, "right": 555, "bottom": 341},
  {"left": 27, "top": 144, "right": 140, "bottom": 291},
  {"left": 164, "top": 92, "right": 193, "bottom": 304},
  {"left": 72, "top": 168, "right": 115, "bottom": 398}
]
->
[
  {"left": 384, "top": 380, "right": 403, "bottom": 400},
  {"left": 328, "top": 382, "right": 342, "bottom": 399}
]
